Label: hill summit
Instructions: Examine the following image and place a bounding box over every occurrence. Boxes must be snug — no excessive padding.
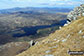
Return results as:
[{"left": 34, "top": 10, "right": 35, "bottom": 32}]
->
[{"left": 16, "top": 5, "right": 84, "bottom": 56}]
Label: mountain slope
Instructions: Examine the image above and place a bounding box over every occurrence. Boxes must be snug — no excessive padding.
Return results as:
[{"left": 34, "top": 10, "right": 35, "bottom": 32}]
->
[
  {"left": 16, "top": 16, "right": 84, "bottom": 56},
  {"left": 0, "top": 42, "right": 30, "bottom": 56}
]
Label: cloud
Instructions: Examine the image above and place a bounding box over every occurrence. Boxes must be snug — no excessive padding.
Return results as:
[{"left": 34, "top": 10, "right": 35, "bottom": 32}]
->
[
  {"left": 40, "top": 0, "right": 83, "bottom": 7},
  {"left": 12, "top": 0, "right": 32, "bottom": 2},
  {"left": 50, "top": 0, "right": 69, "bottom": 2},
  {"left": 0, "top": 0, "right": 84, "bottom": 9}
]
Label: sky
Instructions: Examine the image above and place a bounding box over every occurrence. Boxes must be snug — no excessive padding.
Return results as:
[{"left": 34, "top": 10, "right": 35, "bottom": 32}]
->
[{"left": 0, "top": 0, "right": 84, "bottom": 9}]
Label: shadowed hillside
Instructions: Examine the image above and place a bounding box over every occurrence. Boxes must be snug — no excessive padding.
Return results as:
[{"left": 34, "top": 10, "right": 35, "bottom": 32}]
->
[{"left": 16, "top": 17, "right": 84, "bottom": 56}]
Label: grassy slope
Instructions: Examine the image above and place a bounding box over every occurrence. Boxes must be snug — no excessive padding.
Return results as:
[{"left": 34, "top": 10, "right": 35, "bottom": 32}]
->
[{"left": 16, "top": 17, "right": 84, "bottom": 56}]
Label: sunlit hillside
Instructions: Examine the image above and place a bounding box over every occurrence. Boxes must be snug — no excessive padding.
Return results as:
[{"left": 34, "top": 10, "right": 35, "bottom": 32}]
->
[{"left": 16, "top": 17, "right": 84, "bottom": 56}]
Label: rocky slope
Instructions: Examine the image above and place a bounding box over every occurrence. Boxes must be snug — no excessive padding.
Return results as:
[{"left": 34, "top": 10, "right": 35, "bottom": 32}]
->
[
  {"left": 67, "top": 4, "right": 84, "bottom": 21},
  {"left": 16, "top": 5, "right": 84, "bottom": 56},
  {"left": 16, "top": 17, "right": 84, "bottom": 56}
]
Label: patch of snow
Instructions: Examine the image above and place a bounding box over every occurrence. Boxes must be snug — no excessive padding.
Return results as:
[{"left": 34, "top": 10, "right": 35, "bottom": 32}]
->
[
  {"left": 45, "top": 50, "right": 51, "bottom": 53},
  {"left": 44, "top": 54, "right": 54, "bottom": 56}
]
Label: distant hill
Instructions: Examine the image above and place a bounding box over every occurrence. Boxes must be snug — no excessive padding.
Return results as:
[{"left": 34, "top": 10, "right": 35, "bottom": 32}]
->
[{"left": 0, "top": 7, "right": 72, "bottom": 14}]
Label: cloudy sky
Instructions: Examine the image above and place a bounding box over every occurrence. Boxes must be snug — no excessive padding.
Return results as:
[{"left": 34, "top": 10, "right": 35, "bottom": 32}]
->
[{"left": 0, "top": 0, "right": 84, "bottom": 9}]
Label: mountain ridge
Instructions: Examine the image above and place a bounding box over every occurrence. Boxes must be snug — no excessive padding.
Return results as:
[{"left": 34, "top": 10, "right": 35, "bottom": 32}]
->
[
  {"left": 16, "top": 16, "right": 84, "bottom": 56},
  {"left": 0, "top": 7, "right": 72, "bottom": 14}
]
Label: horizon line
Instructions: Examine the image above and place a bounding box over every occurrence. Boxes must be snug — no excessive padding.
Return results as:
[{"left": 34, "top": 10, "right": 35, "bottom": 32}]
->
[{"left": 0, "top": 6, "right": 74, "bottom": 10}]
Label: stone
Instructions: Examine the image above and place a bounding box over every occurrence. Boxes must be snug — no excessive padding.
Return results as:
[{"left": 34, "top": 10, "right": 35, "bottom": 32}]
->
[
  {"left": 78, "top": 30, "right": 82, "bottom": 34},
  {"left": 82, "top": 13, "right": 84, "bottom": 16},
  {"left": 45, "top": 50, "right": 51, "bottom": 53},
  {"left": 67, "top": 34, "right": 70, "bottom": 38},
  {"left": 56, "top": 40, "right": 60, "bottom": 43},
  {"left": 62, "top": 39, "right": 67, "bottom": 42},
  {"left": 29, "top": 40, "right": 36, "bottom": 46},
  {"left": 67, "top": 21, "right": 71, "bottom": 24},
  {"left": 35, "top": 41, "right": 38, "bottom": 45},
  {"left": 59, "top": 26, "right": 62, "bottom": 29}
]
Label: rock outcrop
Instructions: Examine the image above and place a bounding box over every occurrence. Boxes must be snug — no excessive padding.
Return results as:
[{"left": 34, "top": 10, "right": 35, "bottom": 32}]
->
[{"left": 67, "top": 4, "right": 84, "bottom": 21}]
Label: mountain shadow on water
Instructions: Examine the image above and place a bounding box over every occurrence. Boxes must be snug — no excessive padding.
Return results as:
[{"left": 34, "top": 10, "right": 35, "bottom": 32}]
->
[{"left": 13, "top": 19, "right": 67, "bottom": 37}]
